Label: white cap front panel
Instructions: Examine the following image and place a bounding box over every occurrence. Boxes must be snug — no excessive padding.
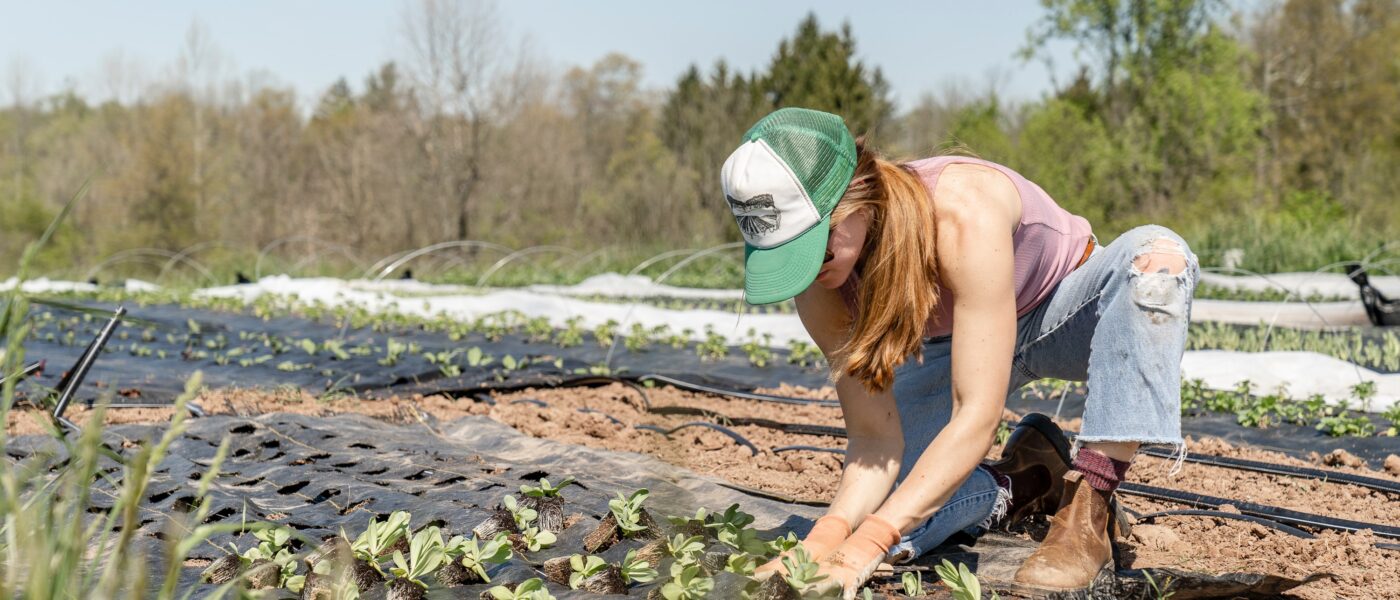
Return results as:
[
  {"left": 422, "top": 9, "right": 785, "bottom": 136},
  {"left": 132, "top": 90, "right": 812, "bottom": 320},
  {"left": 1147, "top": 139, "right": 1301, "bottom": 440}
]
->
[{"left": 720, "top": 139, "right": 820, "bottom": 249}]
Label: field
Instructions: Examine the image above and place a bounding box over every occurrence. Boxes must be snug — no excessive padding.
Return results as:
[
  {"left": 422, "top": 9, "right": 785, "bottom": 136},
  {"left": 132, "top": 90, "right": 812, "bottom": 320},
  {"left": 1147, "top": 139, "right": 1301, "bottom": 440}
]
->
[{"left": 3, "top": 264, "right": 1400, "bottom": 599}]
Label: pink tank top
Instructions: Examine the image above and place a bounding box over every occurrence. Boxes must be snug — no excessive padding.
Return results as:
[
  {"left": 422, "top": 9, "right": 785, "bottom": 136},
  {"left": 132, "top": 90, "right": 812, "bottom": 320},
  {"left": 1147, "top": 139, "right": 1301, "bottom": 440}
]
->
[{"left": 839, "top": 156, "right": 1092, "bottom": 338}]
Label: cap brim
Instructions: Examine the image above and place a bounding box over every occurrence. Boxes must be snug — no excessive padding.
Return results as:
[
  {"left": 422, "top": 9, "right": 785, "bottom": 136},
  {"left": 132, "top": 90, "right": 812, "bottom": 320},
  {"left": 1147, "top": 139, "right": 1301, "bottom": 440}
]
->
[{"left": 743, "top": 214, "right": 830, "bottom": 305}]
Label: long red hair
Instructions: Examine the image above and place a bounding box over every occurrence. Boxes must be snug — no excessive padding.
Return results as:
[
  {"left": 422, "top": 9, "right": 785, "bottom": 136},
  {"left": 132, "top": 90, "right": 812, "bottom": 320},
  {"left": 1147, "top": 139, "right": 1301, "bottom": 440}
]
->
[{"left": 829, "top": 139, "right": 940, "bottom": 392}]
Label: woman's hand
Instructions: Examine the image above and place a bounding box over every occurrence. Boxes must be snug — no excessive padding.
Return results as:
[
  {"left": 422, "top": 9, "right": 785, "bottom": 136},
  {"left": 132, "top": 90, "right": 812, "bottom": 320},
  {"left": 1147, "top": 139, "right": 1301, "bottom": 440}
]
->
[
  {"left": 812, "top": 514, "right": 902, "bottom": 598},
  {"left": 753, "top": 514, "right": 850, "bottom": 576}
]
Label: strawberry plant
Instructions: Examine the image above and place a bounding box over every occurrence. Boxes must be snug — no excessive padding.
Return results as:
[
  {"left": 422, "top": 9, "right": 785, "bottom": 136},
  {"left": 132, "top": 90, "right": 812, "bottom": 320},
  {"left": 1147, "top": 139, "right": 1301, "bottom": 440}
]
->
[
  {"left": 666, "top": 533, "right": 706, "bottom": 564},
  {"left": 503, "top": 495, "right": 538, "bottom": 530},
  {"left": 517, "top": 526, "right": 557, "bottom": 552}
]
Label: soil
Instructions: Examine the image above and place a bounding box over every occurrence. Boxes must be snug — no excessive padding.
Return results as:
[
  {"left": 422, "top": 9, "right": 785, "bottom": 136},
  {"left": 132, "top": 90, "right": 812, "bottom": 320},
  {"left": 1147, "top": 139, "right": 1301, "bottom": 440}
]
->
[{"left": 11, "top": 382, "right": 1398, "bottom": 598}]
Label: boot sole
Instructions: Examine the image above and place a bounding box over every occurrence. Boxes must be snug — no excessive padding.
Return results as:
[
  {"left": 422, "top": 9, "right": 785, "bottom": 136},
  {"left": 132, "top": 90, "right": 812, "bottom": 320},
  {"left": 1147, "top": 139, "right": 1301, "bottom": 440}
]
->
[{"left": 1002, "top": 563, "right": 1115, "bottom": 598}]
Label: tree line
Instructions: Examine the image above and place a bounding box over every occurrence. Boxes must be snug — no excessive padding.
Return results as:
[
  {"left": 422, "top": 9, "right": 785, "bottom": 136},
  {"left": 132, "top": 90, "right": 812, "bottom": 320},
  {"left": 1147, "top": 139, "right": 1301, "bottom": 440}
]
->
[{"left": 1, "top": 0, "right": 1396, "bottom": 281}]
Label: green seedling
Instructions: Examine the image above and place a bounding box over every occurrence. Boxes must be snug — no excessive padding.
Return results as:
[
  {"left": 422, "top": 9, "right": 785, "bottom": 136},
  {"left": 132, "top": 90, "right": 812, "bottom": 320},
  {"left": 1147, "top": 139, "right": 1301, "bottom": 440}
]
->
[
  {"left": 299, "top": 338, "right": 318, "bottom": 356},
  {"left": 766, "top": 532, "right": 800, "bottom": 555},
  {"left": 568, "top": 555, "right": 608, "bottom": 589},
  {"left": 935, "top": 559, "right": 997, "bottom": 600},
  {"left": 593, "top": 319, "right": 619, "bottom": 347},
  {"left": 624, "top": 322, "right": 651, "bottom": 352},
  {"left": 620, "top": 549, "right": 658, "bottom": 584},
  {"left": 525, "top": 317, "right": 554, "bottom": 342},
  {"left": 740, "top": 329, "right": 773, "bottom": 367},
  {"left": 786, "top": 340, "right": 824, "bottom": 368},
  {"left": 706, "top": 503, "right": 766, "bottom": 555},
  {"left": 466, "top": 346, "right": 494, "bottom": 367},
  {"left": 780, "top": 546, "right": 827, "bottom": 593},
  {"left": 660, "top": 562, "right": 714, "bottom": 600},
  {"left": 901, "top": 571, "right": 925, "bottom": 596},
  {"left": 389, "top": 526, "right": 447, "bottom": 590},
  {"left": 520, "top": 477, "right": 576, "bottom": 498},
  {"left": 503, "top": 495, "right": 538, "bottom": 530},
  {"left": 723, "top": 552, "right": 759, "bottom": 576},
  {"left": 665, "top": 507, "right": 710, "bottom": 535},
  {"left": 487, "top": 577, "right": 556, "bottom": 600},
  {"left": 379, "top": 338, "right": 408, "bottom": 366},
  {"left": 323, "top": 339, "right": 351, "bottom": 360},
  {"left": 697, "top": 326, "right": 727, "bottom": 361},
  {"left": 519, "top": 526, "right": 557, "bottom": 552},
  {"left": 351, "top": 511, "right": 411, "bottom": 571},
  {"left": 666, "top": 534, "right": 706, "bottom": 565},
  {"left": 446, "top": 533, "right": 513, "bottom": 582},
  {"left": 608, "top": 489, "right": 651, "bottom": 536},
  {"left": 554, "top": 317, "right": 585, "bottom": 348}
]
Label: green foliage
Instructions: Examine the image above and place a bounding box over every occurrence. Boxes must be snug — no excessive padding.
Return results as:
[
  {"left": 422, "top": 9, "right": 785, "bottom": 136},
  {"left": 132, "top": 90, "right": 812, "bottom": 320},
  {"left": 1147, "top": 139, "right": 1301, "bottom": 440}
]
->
[
  {"left": 779, "top": 546, "right": 827, "bottom": 593},
  {"left": 503, "top": 495, "right": 539, "bottom": 530},
  {"left": 666, "top": 533, "right": 706, "bottom": 565},
  {"left": 620, "top": 549, "right": 659, "bottom": 584},
  {"left": 901, "top": 571, "right": 925, "bottom": 597},
  {"left": 520, "top": 477, "right": 576, "bottom": 498},
  {"left": 608, "top": 488, "right": 651, "bottom": 536},
  {"left": 705, "top": 504, "right": 767, "bottom": 555},
  {"left": 389, "top": 526, "right": 447, "bottom": 587},
  {"left": 352, "top": 510, "right": 411, "bottom": 567},
  {"left": 763, "top": 13, "right": 893, "bottom": 135},
  {"left": 487, "top": 577, "right": 557, "bottom": 600},
  {"left": 446, "top": 533, "right": 513, "bottom": 582},
  {"left": 935, "top": 559, "right": 997, "bottom": 600},
  {"left": 518, "top": 526, "right": 557, "bottom": 552},
  {"left": 659, "top": 562, "right": 714, "bottom": 600},
  {"left": 568, "top": 554, "right": 609, "bottom": 589}
]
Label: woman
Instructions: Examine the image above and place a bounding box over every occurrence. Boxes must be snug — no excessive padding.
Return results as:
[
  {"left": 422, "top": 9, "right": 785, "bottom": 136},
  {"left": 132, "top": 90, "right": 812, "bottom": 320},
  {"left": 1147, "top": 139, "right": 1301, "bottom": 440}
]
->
[{"left": 721, "top": 108, "right": 1197, "bottom": 596}]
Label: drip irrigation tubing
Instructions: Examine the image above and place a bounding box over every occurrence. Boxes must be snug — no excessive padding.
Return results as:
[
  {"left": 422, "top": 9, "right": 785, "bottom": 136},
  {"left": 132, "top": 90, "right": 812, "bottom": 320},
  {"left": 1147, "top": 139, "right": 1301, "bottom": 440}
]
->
[
  {"left": 634, "top": 422, "right": 758, "bottom": 456},
  {"left": 1140, "top": 446, "right": 1400, "bottom": 495},
  {"left": 1124, "top": 508, "right": 1316, "bottom": 539},
  {"left": 1118, "top": 482, "right": 1400, "bottom": 540},
  {"left": 636, "top": 374, "right": 839, "bottom": 407},
  {"left": 639, "top": 375, "right": 1400, "bottom": 497},
  {"left": 771, "top": 445, "right": 846, "bottom": 456}
]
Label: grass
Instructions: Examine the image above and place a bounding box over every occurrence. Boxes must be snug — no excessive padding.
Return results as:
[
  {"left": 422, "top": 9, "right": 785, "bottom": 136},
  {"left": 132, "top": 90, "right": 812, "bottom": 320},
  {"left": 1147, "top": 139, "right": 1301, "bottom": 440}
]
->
[{"left": 0, "top": 186, "right": 268, "bottom": 599}]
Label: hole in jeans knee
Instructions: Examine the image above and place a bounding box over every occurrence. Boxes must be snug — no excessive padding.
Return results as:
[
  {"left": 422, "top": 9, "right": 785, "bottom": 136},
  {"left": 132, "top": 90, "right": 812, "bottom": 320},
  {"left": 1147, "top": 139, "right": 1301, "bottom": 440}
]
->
[{"left": 1131, "top": 238, "right": 1187, "bottom": 276}]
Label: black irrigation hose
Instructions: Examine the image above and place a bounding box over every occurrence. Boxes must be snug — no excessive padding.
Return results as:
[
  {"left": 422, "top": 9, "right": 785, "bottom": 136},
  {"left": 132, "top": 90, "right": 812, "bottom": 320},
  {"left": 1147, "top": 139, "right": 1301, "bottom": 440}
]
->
[
  {"left": 509, "top": 398, "right": 549, "bottom": 408},
  {"left": 1118, "top": 482, "right": 1400, "bottom": 540},
  {"left": 771, "top": 445, "right": 846, "bottom": 456},
  {"left": 577, "top": 408, "right": 624, "bottom": 426},
  {"left": 636, "top": 374, "right": 839, "bottom": 407},
  {"left": 634, "top": 421, "right": 759, "bottom": 456},
  {"left": 1140, "top": 446, "right": 1400, "bottom": 496},
  {"left": 1125, "top": 508, "right": 1317, "bottom": 539}
]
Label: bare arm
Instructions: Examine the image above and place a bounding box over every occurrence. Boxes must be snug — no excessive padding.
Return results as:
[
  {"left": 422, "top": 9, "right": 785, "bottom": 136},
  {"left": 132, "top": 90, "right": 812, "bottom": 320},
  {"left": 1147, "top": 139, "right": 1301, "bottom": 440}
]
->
[
  {"left": 867, "top": 164, "right": 1020, "bottom": 531},
  {"left": 794, "top": 285, "right": 902, "bottom": 527}
]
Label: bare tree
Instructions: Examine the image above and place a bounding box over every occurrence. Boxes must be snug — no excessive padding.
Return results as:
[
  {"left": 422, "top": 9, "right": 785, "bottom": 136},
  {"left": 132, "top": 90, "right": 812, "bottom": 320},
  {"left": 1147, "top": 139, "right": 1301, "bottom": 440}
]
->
[{"left": 400, "top": 0, "right": 506, "bottom": 242}]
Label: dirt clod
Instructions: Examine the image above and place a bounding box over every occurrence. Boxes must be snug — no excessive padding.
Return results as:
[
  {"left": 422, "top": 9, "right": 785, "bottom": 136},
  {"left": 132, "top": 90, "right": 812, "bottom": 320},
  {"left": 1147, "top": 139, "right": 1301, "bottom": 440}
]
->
[
  {"left": 1385, "top": 454, "right": 1400, "bottom": 475},
  {"left": 1323, "top": 449, "right": 1365, "bottom": 469}
]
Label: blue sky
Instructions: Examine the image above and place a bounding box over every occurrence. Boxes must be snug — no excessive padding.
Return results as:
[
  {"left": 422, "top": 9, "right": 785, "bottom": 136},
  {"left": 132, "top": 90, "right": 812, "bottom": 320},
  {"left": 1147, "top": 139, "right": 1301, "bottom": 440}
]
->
[{"left": 1, "top": 1, "right": 1080, "bottom": 110}]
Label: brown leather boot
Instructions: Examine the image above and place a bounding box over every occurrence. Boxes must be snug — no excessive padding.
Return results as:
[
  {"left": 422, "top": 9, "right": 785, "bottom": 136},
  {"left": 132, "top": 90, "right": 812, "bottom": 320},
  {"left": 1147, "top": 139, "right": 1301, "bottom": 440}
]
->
[
  {"left": 1012, "top": 471, "right": 1114, "bottom": 591},
  {"left": 985, "top": 413, "right": 1073, "bottom": 528}
]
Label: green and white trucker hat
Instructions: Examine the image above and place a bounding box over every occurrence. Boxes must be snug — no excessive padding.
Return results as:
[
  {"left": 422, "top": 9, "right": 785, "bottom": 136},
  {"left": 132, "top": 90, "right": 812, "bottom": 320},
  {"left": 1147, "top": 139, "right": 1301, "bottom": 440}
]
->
[{"left": 721, "top": 108, "right": 857, "bottom": 304}]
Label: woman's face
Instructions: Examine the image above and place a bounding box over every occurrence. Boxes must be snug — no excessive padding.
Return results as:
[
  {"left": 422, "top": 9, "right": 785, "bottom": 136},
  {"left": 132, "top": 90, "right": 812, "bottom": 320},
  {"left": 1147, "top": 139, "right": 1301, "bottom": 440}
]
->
[{"left": 813, "top": 208, "right": 868, "bottom": 289}]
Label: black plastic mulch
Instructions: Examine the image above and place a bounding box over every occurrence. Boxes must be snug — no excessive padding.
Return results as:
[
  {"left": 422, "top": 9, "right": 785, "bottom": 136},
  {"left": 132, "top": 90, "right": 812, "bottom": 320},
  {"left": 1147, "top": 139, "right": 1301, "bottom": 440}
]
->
[
  {"left": 16, "top": 300, "right": 1398, "bottom": 468},
  {"left": 7, "top": 414, "right": 1322, "bottom": 599}
]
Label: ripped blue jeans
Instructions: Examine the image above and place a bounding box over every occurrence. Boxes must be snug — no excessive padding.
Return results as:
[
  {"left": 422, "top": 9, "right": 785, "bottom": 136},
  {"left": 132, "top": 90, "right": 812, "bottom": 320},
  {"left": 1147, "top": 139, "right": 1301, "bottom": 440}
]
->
[{"left": 884, "top": 224, "right": 1200, "bottom": 563}]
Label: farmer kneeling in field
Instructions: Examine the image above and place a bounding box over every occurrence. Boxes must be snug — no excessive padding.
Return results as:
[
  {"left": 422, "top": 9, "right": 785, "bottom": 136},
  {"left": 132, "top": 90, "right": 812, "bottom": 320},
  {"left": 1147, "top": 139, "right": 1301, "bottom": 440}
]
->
[{"left": 720, "top": 108, "right": 1197, "bottom": 596}]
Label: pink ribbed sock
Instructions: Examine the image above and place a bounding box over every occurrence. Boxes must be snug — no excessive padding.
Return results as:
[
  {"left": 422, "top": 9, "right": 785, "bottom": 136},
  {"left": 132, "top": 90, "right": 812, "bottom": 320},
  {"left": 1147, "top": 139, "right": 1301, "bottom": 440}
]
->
[{"left": 1073, "top": 448, "right": 1131, "bottom": 492}]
